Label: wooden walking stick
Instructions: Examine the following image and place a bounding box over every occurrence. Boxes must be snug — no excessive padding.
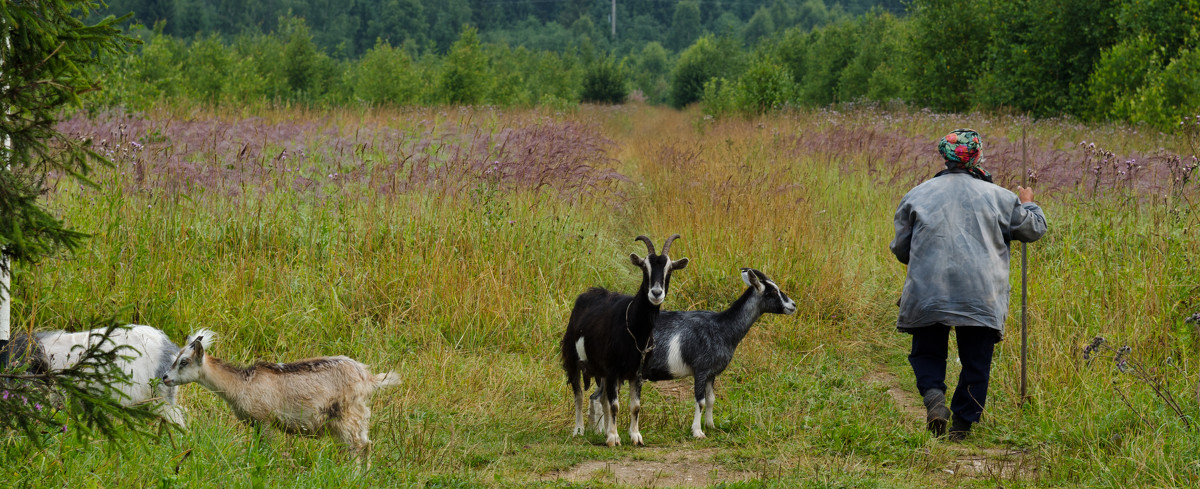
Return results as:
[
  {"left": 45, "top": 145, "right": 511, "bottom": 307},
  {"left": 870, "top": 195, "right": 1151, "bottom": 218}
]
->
[{"left": 1020, "top": 127, "right": 1030, "bottom": 405}]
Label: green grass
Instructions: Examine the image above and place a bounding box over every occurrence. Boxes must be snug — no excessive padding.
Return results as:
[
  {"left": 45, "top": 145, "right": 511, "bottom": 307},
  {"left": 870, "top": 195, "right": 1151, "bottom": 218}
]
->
[{"left": 3, "top": 104, "right": 1200, "bottom": 487}]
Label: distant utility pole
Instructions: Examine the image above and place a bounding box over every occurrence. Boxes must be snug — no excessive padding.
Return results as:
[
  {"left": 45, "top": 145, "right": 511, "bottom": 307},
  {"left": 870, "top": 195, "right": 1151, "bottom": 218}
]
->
[{"left": 611, "top": 0, "right": 617, "bottom": 40}]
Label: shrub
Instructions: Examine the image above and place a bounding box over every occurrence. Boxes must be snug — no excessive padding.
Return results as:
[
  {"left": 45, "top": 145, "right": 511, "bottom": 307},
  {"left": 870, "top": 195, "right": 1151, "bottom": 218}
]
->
[
  {"left": 516, "top": 48, "right": 581, "bottom": 107},
  {"left": 795, "top": 19, "right": 860, "bottom": 105},
  {"left": 670, "top": 35, "right": 744, "bottom": 109},
  {"left": 580, "top": 57, "right": 628, "bottom": 104},
  {"left": 353, "top": 39, "right": 420, "bottom": 106},
  {"left": 439, "top": 27, "right": 489, "bottom": 105},
  {"left": 1086, "top": 35, "right": 1161, "bottom": 122},
  {"left": 232, "top": 32, "right": 289, "bottom": 103},
  {"left": 102, "top": 30, "right": 186, "bottom": 108},
  {"left": 734, "top": 59, "right": 794, "bottom": 114},
  {"left": 281, "top": 17, "right": 321, "bottom": 97},
  {"left": 1127, "top": 48, "right": 1200, "bottom": 131},
  {"left": 181, "top": 34, "right": 232, "bottom": 104},
  {"left": 484, "top": 43, "right": 531, "bottom": 107},
  {"left": 700, "top": 77, "right": 735, "bottom": 117},
  {"left": 630, "top": 42, "right": 670, "bottom": 104}
]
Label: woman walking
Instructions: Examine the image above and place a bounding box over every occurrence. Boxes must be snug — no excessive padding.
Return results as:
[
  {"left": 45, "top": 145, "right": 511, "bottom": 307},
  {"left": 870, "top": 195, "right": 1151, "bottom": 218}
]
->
[{"left": 889, "top": 129, "right": 1048, "bottom": 440}]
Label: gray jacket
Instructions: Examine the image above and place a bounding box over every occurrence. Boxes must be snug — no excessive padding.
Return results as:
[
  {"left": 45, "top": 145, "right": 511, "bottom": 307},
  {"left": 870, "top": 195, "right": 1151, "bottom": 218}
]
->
[{"left": 890, "top": 172, "right": 1048, "bottom": 337}]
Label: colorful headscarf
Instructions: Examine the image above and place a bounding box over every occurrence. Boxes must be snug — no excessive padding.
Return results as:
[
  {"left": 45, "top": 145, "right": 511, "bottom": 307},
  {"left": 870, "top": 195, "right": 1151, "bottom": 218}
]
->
[{"left": 937, "top": 129, "right": 992, "bottom": 182}]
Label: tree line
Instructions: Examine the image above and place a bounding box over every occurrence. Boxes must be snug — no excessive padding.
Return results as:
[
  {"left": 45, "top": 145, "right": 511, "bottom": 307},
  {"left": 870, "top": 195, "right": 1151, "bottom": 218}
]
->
[
  {"left": 93, "top": 0, "right": 899, "bottom": 57},
  {"left": 89, "top": 0, "right": 1199, "bottom": 130}
]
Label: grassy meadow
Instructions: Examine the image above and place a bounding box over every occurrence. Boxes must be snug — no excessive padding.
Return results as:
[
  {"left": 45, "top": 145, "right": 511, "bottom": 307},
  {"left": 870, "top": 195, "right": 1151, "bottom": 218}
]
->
[{"left": 3, "top": 104, "right": 1200, "bottom": 488}]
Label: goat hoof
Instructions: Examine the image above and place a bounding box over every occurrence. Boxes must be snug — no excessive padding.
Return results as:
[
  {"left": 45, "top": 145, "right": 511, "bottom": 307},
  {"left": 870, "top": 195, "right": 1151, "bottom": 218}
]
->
[
  {"left": 692, "top": 430, "right": 707, "bottom": 439},
  {"left": 605, "top": 435, "right": 621, "bottom": 447},
  {"left": 630, "top": 433, "right": 644, "bottom": 446},
  {"left": 572, "top": 427, "right": 585, "bottom": 436}
]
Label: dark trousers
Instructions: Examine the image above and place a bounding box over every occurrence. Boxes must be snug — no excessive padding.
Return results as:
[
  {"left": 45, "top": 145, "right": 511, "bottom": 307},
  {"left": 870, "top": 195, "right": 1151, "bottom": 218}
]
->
[{"left": 908, "top": 325, "right": 999, "bottom": 424}]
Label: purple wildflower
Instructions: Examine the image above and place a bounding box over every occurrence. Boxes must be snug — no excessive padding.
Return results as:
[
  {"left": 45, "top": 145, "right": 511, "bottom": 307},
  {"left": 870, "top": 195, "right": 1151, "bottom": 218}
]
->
[{"left": 1083, "top": 336, "right": 1106, "bottom": 360}]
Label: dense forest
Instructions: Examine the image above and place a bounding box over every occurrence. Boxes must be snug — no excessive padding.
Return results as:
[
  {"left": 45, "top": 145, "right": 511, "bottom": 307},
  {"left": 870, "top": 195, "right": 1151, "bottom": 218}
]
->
[
  {"left": 93, "top": 0, "right": 905, "bottom": 56},
  {"left": 88, "top": 0, "right": 1200, "bottom": 131}
]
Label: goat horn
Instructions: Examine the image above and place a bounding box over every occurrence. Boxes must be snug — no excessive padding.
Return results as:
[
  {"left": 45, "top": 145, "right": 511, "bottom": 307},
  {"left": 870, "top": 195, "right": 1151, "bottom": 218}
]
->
[
  {"left": 634, "top": 235, "right": 656, "bottom": 255},
  {"left": 660, "top": 234, "right": 682, "bottom": 256}
]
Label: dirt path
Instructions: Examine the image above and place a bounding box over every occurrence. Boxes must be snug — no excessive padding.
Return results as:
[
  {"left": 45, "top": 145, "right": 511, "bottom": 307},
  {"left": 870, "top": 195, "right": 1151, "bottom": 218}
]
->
[
  {"left": 540, "top": 447, "right": 755, "bottom": 487},
  {"left": 943, "top": 446, "right": 1037, "bottom": 479},
  {"left": 541, "top": 380, "right": 754, "bottom": 487},
  {"left": 864, "top": 367, "right": 1039, "bottom": 482},
  {"left": 863, "top": 369, "right": 925, "bottom": 419},
  {"left": 545, "top": 374, "right": 1035, "bottom": 487}
]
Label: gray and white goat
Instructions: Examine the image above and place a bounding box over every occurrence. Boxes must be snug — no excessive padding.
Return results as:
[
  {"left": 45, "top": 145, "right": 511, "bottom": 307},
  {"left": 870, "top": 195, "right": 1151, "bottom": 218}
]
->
[
  {"left": 592, "top": 268, "right": 796, "bottom": 438},
  {"left": 161, "top": 330, "right": 400, "bottom": 465},
  {"left": 560, "top": 234, "right": 688, "bottom": 446},
  {"left": 34, "top": 324, "right": 186, "bottom": 425}
]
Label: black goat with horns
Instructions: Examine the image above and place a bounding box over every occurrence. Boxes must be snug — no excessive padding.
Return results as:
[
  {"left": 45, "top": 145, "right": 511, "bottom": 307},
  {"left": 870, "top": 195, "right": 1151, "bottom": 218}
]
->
[{"left": 560, "top": 234, "right": 688, "bottom": 446}]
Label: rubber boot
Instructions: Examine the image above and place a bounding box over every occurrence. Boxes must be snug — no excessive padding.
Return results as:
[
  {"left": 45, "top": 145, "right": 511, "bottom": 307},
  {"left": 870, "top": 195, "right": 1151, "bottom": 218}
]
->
[
  {"left": 923, "top": 389, "right": 951, "bottom": 437},
  {"left": 948, "top": 414, "right": 972, "bottom": 441}
]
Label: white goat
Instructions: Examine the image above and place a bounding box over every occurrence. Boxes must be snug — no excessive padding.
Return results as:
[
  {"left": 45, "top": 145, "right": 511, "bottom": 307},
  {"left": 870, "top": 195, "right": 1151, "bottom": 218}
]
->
[
  {"left": 161, "top": 330, "right": 400, "bottom": 465},
  {"left": 35, "top": 324, "right": 186, "bottom": 425}
]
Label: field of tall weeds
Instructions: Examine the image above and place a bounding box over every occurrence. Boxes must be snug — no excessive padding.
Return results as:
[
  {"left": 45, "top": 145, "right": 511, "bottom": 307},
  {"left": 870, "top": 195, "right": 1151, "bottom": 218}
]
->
[{"left": 3, "top": 104, "right": 1200, "bottom": 488}]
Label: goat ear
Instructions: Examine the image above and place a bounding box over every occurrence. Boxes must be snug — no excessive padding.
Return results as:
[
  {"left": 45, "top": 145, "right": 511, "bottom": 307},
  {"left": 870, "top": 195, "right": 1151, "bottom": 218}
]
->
[
  {"left": 630, "top": 253, "right": 645, "bottom": 268},
  {"left": 670, "top": 257, "right": 689, "bottom": 270},
  {"left": 191, "top": 337, "right": 205, "bottom": 357},
  {"left": 742, "top": 268, "right": 764, "bottom": 293}
]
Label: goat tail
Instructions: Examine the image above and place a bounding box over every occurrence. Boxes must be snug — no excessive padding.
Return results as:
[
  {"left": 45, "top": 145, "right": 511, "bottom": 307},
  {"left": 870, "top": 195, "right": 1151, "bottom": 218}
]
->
[
  {"left": 374, "top": 371, "right": 402, "bottom": 388},
  {"left": 560, "top": 331, "right": 580, "bottom": 385}
]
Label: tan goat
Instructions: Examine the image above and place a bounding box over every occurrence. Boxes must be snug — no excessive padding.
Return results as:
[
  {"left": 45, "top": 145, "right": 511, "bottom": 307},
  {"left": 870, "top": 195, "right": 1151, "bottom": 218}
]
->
[{"left": 161, "top": 330, "right": 399, "bottom": 465}]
